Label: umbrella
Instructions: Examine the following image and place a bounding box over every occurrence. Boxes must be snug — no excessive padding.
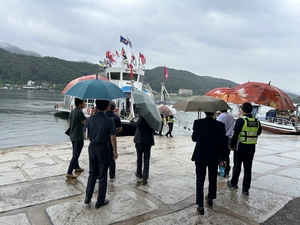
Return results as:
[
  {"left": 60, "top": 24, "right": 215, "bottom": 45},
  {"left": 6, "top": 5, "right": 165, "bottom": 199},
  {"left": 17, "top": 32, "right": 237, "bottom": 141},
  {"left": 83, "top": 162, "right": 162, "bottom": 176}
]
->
[
  {"left": 64, "top": 75, "right": 126, "bottom": 100},
  {"left": 234, "top": 82, "right": 295, "bottom": 111},
  {"left": 61, "top": 74, "right": 108, "bottom": 95},
  {"left": 172, "top": 95, "right": 231, "bottom": 118},
  {"left": 133, "top": 89, "right": 162, "bottom": 131},
  {"left": 205, "top": 82, "right": 295, "bottom": 111},
  {"left": 205, "top": 87, "right": 238, "bottom": 103},
  {"left": 158, "top": 104, "right": 174, "bottom": 116}
]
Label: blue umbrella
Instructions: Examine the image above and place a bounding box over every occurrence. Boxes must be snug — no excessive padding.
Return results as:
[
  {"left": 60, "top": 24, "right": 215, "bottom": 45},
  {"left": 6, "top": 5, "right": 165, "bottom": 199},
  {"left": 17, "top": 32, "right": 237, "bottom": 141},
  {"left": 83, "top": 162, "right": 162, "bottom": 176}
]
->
[{"left": 64, "top": 76, "right": 127, "bottom": 100}]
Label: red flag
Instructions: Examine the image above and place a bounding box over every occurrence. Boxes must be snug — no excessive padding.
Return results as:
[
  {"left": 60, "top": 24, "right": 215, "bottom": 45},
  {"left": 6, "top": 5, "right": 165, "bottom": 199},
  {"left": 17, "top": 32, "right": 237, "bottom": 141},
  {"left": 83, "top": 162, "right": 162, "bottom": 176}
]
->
[
  {"left": 130, "top": 63, "right": 133, "bottom": 79},
  {"left": 139, "top": 53, "right": 146, "bottom": 65},
  {"left": 164, "top": 65, "right": 169, "bottom": 81}
]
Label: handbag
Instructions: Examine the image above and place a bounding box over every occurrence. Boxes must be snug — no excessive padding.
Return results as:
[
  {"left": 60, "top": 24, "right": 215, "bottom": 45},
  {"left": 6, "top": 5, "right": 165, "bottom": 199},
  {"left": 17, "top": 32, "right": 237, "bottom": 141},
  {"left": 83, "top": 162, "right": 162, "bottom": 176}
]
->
[{"left": 65, "top": 127, "right": 70, "bottom": 136}]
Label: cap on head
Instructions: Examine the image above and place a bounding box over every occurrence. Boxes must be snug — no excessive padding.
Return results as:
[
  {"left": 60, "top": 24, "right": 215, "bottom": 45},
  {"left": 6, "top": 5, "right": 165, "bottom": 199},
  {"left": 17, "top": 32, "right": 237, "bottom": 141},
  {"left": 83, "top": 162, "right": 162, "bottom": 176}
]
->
[{"left": 241, "top": 102, "right": 252, "bottom": 113}]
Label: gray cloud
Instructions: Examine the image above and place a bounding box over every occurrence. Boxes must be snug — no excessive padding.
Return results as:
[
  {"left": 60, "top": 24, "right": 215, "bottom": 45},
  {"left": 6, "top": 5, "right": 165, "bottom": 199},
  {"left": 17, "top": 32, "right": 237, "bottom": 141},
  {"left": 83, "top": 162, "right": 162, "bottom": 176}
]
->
[{"left": 1, "top": 0, "right": 299, "bottom": 92}]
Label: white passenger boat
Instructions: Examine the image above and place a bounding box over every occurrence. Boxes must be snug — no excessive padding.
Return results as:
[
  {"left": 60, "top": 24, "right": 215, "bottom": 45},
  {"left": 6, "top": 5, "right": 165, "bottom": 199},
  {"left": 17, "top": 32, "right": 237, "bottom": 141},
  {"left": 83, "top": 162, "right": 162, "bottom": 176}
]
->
[
  {"left": 228, "top": 103, "right": 300, "bottom": 134},
  {"left": 54, "top": 38, "right": 153, "bottom": 135}
]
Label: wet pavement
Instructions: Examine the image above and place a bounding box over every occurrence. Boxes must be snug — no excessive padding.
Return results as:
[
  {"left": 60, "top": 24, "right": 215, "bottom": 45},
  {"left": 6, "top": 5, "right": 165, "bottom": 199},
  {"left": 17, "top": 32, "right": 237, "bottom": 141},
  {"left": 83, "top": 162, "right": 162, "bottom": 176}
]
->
[{"left": 1, "top": 129, "right": 300, "bottom": 225}]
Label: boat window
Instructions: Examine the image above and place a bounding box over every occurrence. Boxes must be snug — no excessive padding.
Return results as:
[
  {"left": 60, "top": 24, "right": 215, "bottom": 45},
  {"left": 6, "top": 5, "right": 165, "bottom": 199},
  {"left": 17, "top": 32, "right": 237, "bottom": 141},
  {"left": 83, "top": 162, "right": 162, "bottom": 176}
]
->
[
  {"left": 139, "top": 75, "right": 144, "bottom": 83},
  {"left": 110, "top": 72, "right": 120, "bottom": 80},
  {"left": 123, "top": 72, "right": 138, "bottom": 81}
]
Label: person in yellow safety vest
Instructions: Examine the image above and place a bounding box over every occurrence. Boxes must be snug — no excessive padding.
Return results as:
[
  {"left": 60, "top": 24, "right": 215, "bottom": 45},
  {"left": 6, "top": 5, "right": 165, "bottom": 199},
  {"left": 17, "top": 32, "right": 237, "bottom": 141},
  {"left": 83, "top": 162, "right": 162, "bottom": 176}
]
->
[
  {"left": 165, "top": 115, "right": 174, "bottom": 137},
  {"left": 227, "top": 102, "right": 261, "bottom": 196}
]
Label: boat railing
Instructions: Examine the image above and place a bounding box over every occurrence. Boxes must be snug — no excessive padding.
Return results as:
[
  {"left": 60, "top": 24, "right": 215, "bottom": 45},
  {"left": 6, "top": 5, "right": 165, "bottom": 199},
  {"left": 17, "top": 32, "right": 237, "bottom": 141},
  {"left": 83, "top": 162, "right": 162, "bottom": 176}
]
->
[{"left": 261, "top": 116, "right": 293, "bottom": 126}]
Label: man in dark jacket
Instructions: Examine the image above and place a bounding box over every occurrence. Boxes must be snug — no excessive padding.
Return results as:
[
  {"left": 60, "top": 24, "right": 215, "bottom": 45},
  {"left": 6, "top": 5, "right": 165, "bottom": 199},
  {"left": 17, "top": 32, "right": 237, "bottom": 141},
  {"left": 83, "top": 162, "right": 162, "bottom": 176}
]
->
[
  {"left": 130, "top": 113, "right": 155, "bottom": 185},
  {"left": 105, "top": 101, "right": 122, "bottom": 181},
  {"left": 191, "top": 112, "right": 226, "bottom": 215},
  {"left": 227, "top": 102, "right": 261, "bottom": 195}
]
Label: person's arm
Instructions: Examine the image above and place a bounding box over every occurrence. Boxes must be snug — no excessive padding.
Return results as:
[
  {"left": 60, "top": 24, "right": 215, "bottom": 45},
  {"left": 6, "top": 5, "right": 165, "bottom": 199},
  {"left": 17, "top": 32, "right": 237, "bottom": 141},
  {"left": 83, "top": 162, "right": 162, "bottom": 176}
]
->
[
  {"left": 230, "top": 118, "right": 244, "bottom": 150},
  {"left": 110, "top": 134, "right": 118, "bottom": 159},
  {"left": 191, "top": 119, "right": 198, "bottom": 142},
  {"left": 130, "top": 115, "right": 143, "bottom": 127},
  {"left": 117, "top": 126, "right": 123, "bottom": 133}
]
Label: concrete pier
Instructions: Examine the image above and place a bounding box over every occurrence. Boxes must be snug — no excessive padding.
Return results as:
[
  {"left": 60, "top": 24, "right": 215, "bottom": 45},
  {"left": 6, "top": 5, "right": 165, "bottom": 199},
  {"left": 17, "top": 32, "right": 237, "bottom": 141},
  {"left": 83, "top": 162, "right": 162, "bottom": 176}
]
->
[{"left": 1, "top": 130, "right": 300, "bottom": 224}]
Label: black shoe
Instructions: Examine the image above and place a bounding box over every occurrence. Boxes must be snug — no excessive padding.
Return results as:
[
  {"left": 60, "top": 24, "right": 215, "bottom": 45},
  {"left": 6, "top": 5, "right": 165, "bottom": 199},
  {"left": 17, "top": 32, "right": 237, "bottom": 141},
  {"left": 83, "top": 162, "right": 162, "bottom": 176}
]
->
[
  {"left": 227, "top": 181, "right": 238, "bottom": 189},
  {"left": 84, "top": 197, "right": 91, "bottom": 204},
  {"left": 95, "top": 199, "right": 109, "bottom": 208},
  {"left": 165, "top": 134, "right": 168, "bottom": 137},
  {"left": 242, "top": 190, "right": 249, "bottom": 195},
  {"left": 205, "top": 195, "right": 213, "bottom": 206},
  {"left": 142, "top": 180, "right": 148, "bottom": 185},
  {"left": 135, "top": 172, "right": 142, "bottom": 179},
  {"left": 197, "top": 206, "right": 204, "bottom": 215},
  {"left": 170, "top": 135, "right": 173, "bottom": 137}
]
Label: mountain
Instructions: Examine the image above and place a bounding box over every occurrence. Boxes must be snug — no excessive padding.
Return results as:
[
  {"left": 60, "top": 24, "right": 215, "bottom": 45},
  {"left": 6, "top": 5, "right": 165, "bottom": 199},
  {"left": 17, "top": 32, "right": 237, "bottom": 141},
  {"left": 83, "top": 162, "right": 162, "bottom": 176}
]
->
[
  {"left": 144, "top": 67, "right": 238, "bottom": 95},
  {"left": 0, "top": 45, "right": 298, "bottom": 102},
  {"left": 0, "top": 42, "right": 42, "bottom": 57}
]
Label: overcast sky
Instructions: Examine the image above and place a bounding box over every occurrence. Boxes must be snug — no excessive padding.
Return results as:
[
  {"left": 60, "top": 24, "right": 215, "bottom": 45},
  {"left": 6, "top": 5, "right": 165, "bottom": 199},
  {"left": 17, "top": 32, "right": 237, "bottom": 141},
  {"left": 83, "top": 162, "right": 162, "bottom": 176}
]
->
[{"left": 1, "top": 0, "right": 300, "bottom": 93}]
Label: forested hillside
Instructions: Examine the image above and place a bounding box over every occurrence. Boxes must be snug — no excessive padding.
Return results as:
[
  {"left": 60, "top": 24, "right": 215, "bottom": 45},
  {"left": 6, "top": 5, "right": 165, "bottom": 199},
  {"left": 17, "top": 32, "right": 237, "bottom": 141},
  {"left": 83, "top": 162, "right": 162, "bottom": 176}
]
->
[
  {"left": 0, "top": 48, "right": 240, "bottom": 94},
  {"left": 144, "top": 67, "right": 238, "bottom": 95},
  {"left": 0, "top": 48, "right": 102, "bottom": 90}
]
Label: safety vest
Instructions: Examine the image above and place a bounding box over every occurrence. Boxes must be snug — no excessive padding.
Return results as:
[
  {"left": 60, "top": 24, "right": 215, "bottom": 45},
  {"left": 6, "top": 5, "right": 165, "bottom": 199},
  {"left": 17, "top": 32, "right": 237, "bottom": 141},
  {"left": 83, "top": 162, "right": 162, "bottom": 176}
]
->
[
  {"left": 238, "top": 116, "right": 260, "bottom": 144},
  {"left": 167, "top": 116, "right": 175, "bottom": 124}
]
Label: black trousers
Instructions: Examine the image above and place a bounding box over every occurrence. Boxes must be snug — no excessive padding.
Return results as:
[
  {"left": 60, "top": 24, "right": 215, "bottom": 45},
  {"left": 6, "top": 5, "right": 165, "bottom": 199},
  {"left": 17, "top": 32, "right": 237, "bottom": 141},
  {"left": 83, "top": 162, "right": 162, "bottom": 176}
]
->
[
  {"left": 195, "top": 162, "right": 218, "bottom": 207},
  {"left": 108, "top": 143, "right": 115, "bottom": 179},
  {"left": 86, "top": 142, "right": 109, "bottom": 202},
  {"left": 67, "top": 140, "right": 84, "bottom": 174},
  {"left": 135, "top": 143, "right": 151, "bottom": 181},
  {"left": 220, "top": 136, "right": 231, "bottom": 174},
  {"left": 230, "top": 147, "right": 255, "bottom": 191},
  {"left": 165, "top": 123, "right": 173, "bottom": 136}
]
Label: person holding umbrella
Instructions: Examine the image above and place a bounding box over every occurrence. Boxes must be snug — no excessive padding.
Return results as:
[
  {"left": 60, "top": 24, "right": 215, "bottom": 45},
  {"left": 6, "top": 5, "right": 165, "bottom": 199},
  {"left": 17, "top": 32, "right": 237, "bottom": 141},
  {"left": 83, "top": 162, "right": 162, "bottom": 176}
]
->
[
  {"left": 191, "top": 111, "right": 226, "bottom": 215},
  {"left": 130, "top": 113, "right": 155, "bottom": 185},
  {"left": 84, "top": 100, "right": 117, "bottom": 208}
]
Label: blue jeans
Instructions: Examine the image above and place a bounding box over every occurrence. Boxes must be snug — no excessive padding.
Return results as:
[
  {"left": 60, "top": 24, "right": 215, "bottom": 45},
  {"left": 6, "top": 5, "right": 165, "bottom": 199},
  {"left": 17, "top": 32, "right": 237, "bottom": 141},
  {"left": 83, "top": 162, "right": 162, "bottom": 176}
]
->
[{"left": 67, "top": 140, "right": 84, "bottom": 174}]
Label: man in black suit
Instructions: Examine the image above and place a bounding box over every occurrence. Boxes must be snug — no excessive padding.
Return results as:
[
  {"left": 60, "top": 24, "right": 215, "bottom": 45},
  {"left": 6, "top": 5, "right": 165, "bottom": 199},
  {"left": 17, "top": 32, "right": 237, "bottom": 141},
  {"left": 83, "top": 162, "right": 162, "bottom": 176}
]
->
[
  {"left": 191, "top": 112, "right": 226, "bottom": 215},
  {"left": 130, "top": 113, "right": 155, "bottom": 185}
]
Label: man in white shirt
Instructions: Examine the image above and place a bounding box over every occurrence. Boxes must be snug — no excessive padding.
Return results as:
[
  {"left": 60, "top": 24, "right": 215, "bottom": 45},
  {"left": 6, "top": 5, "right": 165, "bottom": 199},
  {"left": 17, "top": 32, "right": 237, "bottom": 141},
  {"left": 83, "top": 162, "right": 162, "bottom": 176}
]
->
[{"left": 217, "top": 109, "right": 234, "bottom": 176}]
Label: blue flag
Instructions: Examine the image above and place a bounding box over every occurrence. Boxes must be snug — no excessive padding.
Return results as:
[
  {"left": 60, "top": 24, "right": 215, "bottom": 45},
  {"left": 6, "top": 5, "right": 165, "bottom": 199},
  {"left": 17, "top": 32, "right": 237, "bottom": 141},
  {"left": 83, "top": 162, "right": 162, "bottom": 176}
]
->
[{"left": 120, "top": 36, "right": 128, "bottom": 45}]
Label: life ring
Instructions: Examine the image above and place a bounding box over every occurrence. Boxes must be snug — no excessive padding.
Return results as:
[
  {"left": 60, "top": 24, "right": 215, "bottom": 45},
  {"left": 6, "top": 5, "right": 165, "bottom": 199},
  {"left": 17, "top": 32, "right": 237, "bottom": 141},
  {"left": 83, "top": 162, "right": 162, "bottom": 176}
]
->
[
  {"left": 70, "top": 105, "right": 74, "bottom": 110},
  {"left": 87, "top": 107, "right": 90, "bottom": 114}
]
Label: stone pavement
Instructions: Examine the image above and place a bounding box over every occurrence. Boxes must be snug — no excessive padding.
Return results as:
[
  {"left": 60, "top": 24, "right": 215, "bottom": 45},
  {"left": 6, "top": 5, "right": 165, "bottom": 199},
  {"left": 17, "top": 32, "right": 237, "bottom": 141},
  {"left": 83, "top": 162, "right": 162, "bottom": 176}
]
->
[{"left": 1, "top": 129, "right": 300, "bottom": 225}]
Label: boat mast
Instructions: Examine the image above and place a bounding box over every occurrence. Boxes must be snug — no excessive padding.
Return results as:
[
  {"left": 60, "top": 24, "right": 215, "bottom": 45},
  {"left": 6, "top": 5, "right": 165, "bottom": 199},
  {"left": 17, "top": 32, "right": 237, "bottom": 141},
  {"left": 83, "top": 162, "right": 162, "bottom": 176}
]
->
[
  {"left": 295, "top": 104, "right": 299, "bottom": 132},
  {"left": 161, "top": 82, "right": 173, "bottom": 104}
]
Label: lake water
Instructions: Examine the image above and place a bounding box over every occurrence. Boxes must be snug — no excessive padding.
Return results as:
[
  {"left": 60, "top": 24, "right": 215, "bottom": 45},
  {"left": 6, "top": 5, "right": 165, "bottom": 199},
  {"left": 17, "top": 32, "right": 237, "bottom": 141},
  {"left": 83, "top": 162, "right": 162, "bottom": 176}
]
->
[
  {"left": 0, "top": 89, "right": 201, "bottom": 150},
  {"left": 0, "top": 89, "right": 70, "bottom": 149}
]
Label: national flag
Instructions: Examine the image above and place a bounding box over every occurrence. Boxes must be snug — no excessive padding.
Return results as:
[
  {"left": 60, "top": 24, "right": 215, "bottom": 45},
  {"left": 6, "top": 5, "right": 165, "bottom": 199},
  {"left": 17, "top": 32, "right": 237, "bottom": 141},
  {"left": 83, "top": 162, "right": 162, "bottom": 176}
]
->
[
  {"left": 99, "top": 60, "right": 105, "bottom": 67},
  {"left": 127, "top": 37, "right": 132, "bottom": 48},
  {"left": 106, "top": 50, "right": 115, "bottom": 63},
  {"left": 115, "top": 50, "right": 120, "bottom": 58},
  {"left": 164, "top": 65, "right": 169, "bottom": 81},
  {"left": 131, "top": 54, "right": 136, "bottom": 65},
  {"left": 129, "top": 63, "right": 133, "bottom": 79},
  {"left": 121, "top": 47, "right": 127, "bottom": 59},
  {"left": 120, "top": 35, "right": 128, "bottom": 45},
  {"left": 139, "top": 52, "right": 146, "bottom": 65}
]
